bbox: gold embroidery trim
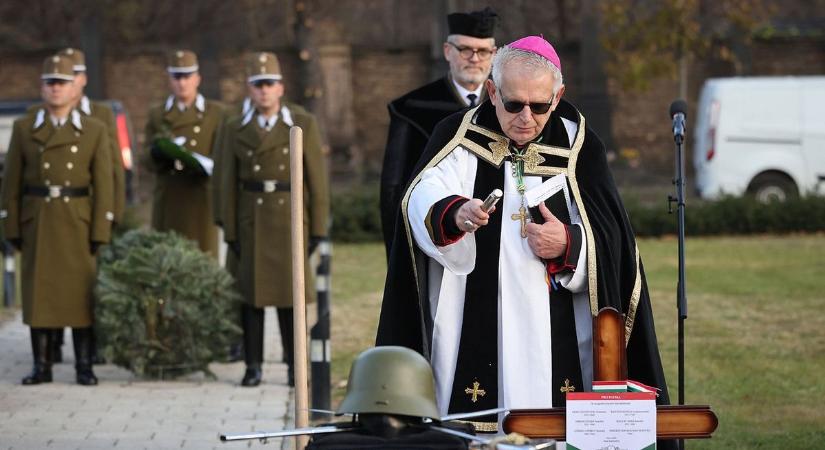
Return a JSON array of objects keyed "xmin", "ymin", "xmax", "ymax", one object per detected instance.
[
  {"xmin": 400, "ymin": 109, "xmax": 476, "ymax": 294},
  {"xmin": 625, "ymin": 243, "xmax": 642, "ymax": 346},
  {"xmin": 453, "ymin": 419, "xmax": 499, "ymax": 433},
  {"xmin": 564, "ymin": 114, "xmax": 599, "ymax": 316}
]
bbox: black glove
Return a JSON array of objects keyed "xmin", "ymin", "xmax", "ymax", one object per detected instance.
[
  {"xmin": 90, "ymin": 241, "xmax": 101, "ymax": 255},
  {"xmin": 228, "ymin": 241, "xmax": 241, "ymax": 256},
  {"xmin": 7, "ymin": 238, "xmax": 22, "ymax": 251},
  {"xmin": 308, "ymin": 236, "xmax": 324, "ymax": 255},
  {"xmin": 150, "ymin": 143, "xmax": 174, "ymax": 171}
]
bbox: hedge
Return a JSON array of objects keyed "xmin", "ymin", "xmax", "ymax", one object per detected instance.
[{"xmin": 330, "ymin": 185, "xmax": 825, "ymax": 242}]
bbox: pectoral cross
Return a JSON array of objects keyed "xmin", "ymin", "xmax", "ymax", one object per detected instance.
[
  {"xmin": 560, "ymin": 378, "xmax": 576, "ymax": 394},
  {"xmin": 511, "ymin": 206, "xmax": 529, "ymax": 238},
  {"xmin": 464, "ymin": 381, "xmax": 486, "ymax": 403}
]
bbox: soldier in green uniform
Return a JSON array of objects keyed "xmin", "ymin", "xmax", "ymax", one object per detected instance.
[
  {"xmin": 145, "ymin": 49, "xmax": 223, "ymax": 257},
  {"xmin": 1, "ymin": 55, "xmax": 114, "ymax": 385},
  {"xmin": 29, "ymin": 47, "xmax": 128, "ymax": 364},
  {"xmin": 218, "ymin": 52, "xmax": 330, "ymax": 387}
]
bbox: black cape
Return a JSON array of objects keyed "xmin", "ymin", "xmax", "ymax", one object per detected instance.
[
  {"xmin": 380, "ymin": 76, "xmax": 485, "ymax": 257},
  {"xmin": 376, "ymin": 98, "xmax": 672, "ymax": 423}
]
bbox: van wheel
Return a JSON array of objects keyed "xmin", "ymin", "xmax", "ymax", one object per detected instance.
[{"xmin": 747, "ymin": 173, "xmax": 798, "ymax": 203}]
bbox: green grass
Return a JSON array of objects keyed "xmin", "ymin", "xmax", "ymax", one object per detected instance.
[{"xmin": 329, "ymin": 235, "xmax": 825, "ymax": 448}]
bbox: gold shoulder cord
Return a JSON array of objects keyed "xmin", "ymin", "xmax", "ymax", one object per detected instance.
[{"xmin": 400, "ymin": 107, "xmax": 478, "ymax": 293}]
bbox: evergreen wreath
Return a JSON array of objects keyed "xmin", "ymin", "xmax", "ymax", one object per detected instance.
[{"xmin": 95, "ymin": 229, "xmax": 241, "ymax": 379}]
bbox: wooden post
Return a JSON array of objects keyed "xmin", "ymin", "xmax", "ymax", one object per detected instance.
[{"xmin": 290, "ymin": 126, "xmax": 309, "ymax": 449}]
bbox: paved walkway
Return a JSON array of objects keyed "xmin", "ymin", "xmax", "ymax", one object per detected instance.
[{"xmin": 0, "ymin": 309, "xmax": 296, "ymax": 450}]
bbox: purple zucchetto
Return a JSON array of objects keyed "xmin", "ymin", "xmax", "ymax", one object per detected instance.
[{"xmin": 507, "ymin": 36, "xmax": 561, "ymax": 71}]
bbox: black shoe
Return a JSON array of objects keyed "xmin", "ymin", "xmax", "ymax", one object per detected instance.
[
  {"xmin": 72, "ymin": 327, "xmax": 98, "ymax": 386},
  {"xmin": 241, "ymin": 365, "xmax": 262, "ymax": 387},
  {"xmin": 76, "ymin": 367, "xmax": 98, "ymax": 386},
  {"xmin": 22, "ymin": 365, "xmax": 52, "ymax": 385}
]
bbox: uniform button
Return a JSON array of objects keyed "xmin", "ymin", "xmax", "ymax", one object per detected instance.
[
  {"xmin": 193, "ymin": 125, "xmax": 201, "ymax": 134},
  {"xmin": 253, "ymin": 164, "xmax": 260, "ymax": 172},
  {"xmin": 66, "ymin": 162, "xmax": 74, "ymax": 170},
  {"xmin": 63, "ymin": 197, "xmax": 70, "ymax": 203},
  {"xmin": 189, "ymin": 139, "xmax": 197, "ymax": 147},
  {"xmin": 70, "ymin": 145, "xmax": 78, "ymax": 153},
  {"xmin": 45, "ymin": 180, "xmax": 51, "ymax": 185},
  {"xmin": 279, "ymin": 164, "xmax": 285, "ymax": 171},
  {"xmin": 278, "ymin": 198, "xmax": 285, "ymax": 205},
  {"xmin": 74, "ymin": 132, "xmax": 80, "ymax": 137},
  {"xmin": 256, "ymin": 198, "xmax": 263, "ymax": 205},
  {"xmin": 38, "ymin": 146, "xmax": 44, "ymax": 153},
  {"xmin": 45, "ymin": 197, "xmax": 51, "ymax": 203},
  {"xmin": 43, "ymin": 162, "xmax": 50, "ymax": 169},
  {"xmin": 282, "ymin": 147, "xmax": 288, "ymax": 154},
  {"xmin": 247, "ymin": 150, "xmax": 253, "ymax": 157},
  {"xmin": 64, "ymin": 181, "xmax": 71, "ymax": 186}
]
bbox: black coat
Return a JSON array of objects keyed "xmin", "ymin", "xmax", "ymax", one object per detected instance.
[
  {"xmin": 376, "ymin": 98, "xmax": 672, "ymax": 414},
  {"xmin": 380, "ymin": 76, "xmax": 476, "ymax": 257}
]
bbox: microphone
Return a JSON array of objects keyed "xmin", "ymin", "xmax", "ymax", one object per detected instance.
[{"xmin": 669, "ymin": 99, "xmax": 687, "ymax": 144}]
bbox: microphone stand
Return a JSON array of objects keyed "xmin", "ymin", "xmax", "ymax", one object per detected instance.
[{"xmin": 667, "ymin": 114, "xmax": 688, "ymax": 450}]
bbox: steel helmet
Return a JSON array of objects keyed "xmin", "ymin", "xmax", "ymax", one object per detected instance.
[{"xmin": 337, "ymin": 346, "xmax": 440, "ymax": 419}]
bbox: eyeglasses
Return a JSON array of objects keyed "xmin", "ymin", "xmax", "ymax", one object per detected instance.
[
  {"xmin": 447, "ymin": 42, "xmax": 495, "ymax": 60},
  {"xmin": 498, "ymin": 90, "xmax": 555, "ymax": 115},
  {"xmin": 251, "ymin": 79, "xmax": 278, "ymax": 88}
]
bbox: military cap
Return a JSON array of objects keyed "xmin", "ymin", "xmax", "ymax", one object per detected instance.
[
  {"xmin": 246, "ymin": 51, "xmax": 282, "ymax": 83},
  {"xmin": 447, "ymin": 7, "xmax": 498, "ymax": 38},
  {"xmin": 167, "ymin": 49, "xmax": 199, "ymax": 74},
  {"xmin": 58, "ymin": 47, "xmax": 86, "ymax": 72},
  {"xmin": 41, "ymin": 54, "xmax": 75, "ymax": 81}
]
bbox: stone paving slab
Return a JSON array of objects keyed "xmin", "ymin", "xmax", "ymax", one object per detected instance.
[{"xmin": 0, "ymin": 309, "xmax": 297, "ymax": 450}]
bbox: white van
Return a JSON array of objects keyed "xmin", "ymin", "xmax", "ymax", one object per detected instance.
[{"xmin": 693, "ymin": 76, "xmax": 825, "ymax": 201}]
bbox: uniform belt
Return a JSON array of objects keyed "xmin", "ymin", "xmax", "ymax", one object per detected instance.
[
  {"xmin": 23, "ymin": 185, "xmax": 90, "ymax": 198},
  {"xmin": 241, "ymin": 180, "xmax": 290, "ymax": 193}
]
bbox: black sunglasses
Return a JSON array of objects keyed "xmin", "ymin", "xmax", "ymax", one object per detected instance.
[
  {"xmin": 499, "ymin": 90, "xmax": 555, "ymax": 115},
  {"xmin": 251, "ymin": 79, "xmax": 278, "ymax": 88}
]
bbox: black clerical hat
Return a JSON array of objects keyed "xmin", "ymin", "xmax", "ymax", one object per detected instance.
[{"xmin": 447, "ymin": 7, "xmax": 498, "ymax": 38}]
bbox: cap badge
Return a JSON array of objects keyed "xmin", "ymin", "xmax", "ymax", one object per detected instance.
[
  {"xmin": 176, "ymin": 50, "xmax": 184, "ymax": 58},
  {"xmin": 259, "ymin": 54, "xmax": 267, "ymax": 63},
  {"xmin": 52, "ymin": 55, "xmax": 60, "ymax": 63}
]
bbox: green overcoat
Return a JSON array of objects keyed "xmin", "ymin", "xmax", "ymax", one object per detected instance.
[
  {"xmin": 219, "ymin": 104, "xmax": 329, "ymax": 307},
  {"xmin": 145, "ymin": 94, "xmax": 223, "ymax": 257},
  {"xmin": 27, "ymin": 98, "xmax": 126, "ymax": 222},
  {"xmin": 1, "ymin": 109, "xmax": 114, "ymax": 327}
]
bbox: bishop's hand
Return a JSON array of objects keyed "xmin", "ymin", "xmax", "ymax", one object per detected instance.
[
  {"xmin": 526, "ymin": 202, "xmax": 567, "ymax": 259},
  {"xmin": 455, "ymin": 198, "xmax": 495, "ymax": 233}
]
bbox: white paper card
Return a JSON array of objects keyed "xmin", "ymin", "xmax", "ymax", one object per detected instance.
[{"xmin": 566, "ymin": 392, "xmax": 657, "ymax": 450}]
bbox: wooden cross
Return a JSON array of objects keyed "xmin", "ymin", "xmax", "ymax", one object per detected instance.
[
  {"xmin": 464, "ymin": 381, "xmax": 486, "ymax": 403},
  {"xmin": 511, "ymin": 206, "xmax": 529, "ymax": 238},
  {"xmin": 503, "ymin": 307, "xmax": 719, "ymax": 440}
]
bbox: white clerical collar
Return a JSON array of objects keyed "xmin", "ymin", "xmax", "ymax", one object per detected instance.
[
  {"xmin": 165, "ymin": 93, "xmax": 205, "ymax": 112},
  {"xmin": 451, "ymin": 78, "xmax": 483, "ymax": 106},
  {"xmin": 79, "ymin": 95, "xmax": 92, "ymax": 115}
]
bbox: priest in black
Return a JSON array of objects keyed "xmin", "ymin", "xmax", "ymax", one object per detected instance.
[
  {"xmin": 379, "ymin": 7, "xmax": 498, "ymax": 257},
  {"xmin": 376, "ymin": 36, "xmax": 673, "ymax": 445}
]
